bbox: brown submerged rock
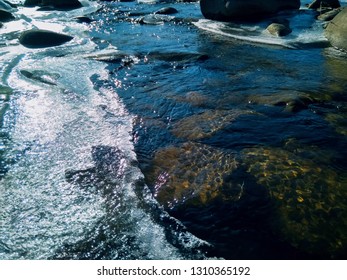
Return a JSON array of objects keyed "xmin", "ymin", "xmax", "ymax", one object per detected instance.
[
  {"xmin": 147, "ymin": 142, "xmax": 240, "ymax": 210},
  {"xmin": 242, "ymin": 143, "xmax": 347, "ymax": 257},
  {"xmin": 171, "ymin": 109, "xmax": 257, "ymax": 140}
]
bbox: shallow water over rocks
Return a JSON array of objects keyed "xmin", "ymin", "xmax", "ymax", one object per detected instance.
[{"xmin": 1, "ymin": 0, "xmax": 347, "ymax": 260}]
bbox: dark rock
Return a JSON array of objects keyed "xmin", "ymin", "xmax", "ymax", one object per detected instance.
[
  {"xmin": 24, "ymin": 0, "xmax": 82, "ymax": 10},
  {"xmin": 19, "ymin": 29, "xmax": 73, "ymax": 49},
  {"xmin": 325, "ymin": 7, "xmax": 347, "ymax": 52},
  {"xmin": 308, "ymin": 0, "xmax": 341, "ymax": 9},
  {"xmin": 74, "ymin": 16, "xmax": 93, "ymax": 24},
  {"xmin": 200, "ymin": 0, "xmax": 301, "ymax": 22},
  {"xmin": 0, "ymin": 9, "xmax": 14, "ymax": 22},
  {"xmin": 155, "ymin": 7, "xmax": 178, "ymax": 15},
  {"xmin": 137, "ymin": 14, "xmax": 171, "ymax": 25}
]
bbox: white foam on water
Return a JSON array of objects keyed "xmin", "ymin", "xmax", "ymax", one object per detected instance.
[
  {"xmin": 0, "ymin": 1, "xmax": 209, "ymax": 260},
  {"xmin": 194, "ymin": 6, "xmax": 331, "ymax": 49}
]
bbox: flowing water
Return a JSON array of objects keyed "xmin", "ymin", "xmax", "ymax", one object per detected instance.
[{"xmin": 1, "ymin": 0, "xmax": 347, "ymax": 260}]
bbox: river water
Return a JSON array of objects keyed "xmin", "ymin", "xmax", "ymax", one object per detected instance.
[{"xmin": 0, "ymin": 0, "xmax": 347, "ymax": 260}]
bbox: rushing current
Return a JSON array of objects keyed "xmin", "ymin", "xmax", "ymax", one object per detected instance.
[{"xmin": 1, "ymin": 0, "xmax": 347, "ymax": 260}]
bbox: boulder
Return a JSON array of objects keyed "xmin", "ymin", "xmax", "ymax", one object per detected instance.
[
  {"xmin": 24, "ymin": 0, "xmax": 82, "ymax": 10},
  {"xmin": 266, "ymin": 22, "xmax": 292, "ymax": 37},
  {"xmin": 325, "ymin": 8, "xmax": 347, "ymax": 52},
  {"xmin": 19, "ymin": 29, "xmax": 73, "ymax": 48},
  {"xmin": 200, "ymin": 0, "xmax": 301, "ymax": 22}
]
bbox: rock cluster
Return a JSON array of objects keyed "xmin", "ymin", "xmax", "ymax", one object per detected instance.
[{"xmin": 200, "ymin": 0, "xmax": 300, "ymax": 21}]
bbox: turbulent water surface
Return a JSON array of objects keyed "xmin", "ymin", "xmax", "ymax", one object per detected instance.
[{"xmin": 1, "ymin": 0, "xmax": 347, "ymax": 260}]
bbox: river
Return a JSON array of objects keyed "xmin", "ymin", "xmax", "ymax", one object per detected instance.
[{"xmin": 1, "ymin": 0, "xmax": 347, "ymax": 259}]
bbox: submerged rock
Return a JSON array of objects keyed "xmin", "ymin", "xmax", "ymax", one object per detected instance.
[
  {"xmin": 325, "ymin": 8, "xmax": 347, "ymax": 52},
  {"xmin": 147, "ymin": 142, "xmax": 239, "ymax": 210},
  {"xmin": 242, "ymin": 143, "xmax": 347, "ymax": 258},
  {"xmin": 247, "ymin": 91, "xmax": 315, "ymax": 112},
  {"xmin": 19, "ymin": 29, "xmax": 73, "ymax": 48},
  {"xmin": 171, "ymin": 109, "xmax": 256, "ymax": 141},
  {"xmin": 200, "ymin": 0, "xmax": 300, "ymax": 22}
]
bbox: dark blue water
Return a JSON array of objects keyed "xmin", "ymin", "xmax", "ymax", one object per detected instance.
[{"xmin": 1, "ymin": 0, "xmax": 347, "ymax": 260}]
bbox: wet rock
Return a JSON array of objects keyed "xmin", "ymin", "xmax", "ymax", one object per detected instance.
[
  {"xmin": 308, "ymin": 0, "xmax": 341, "ymax": 9},
  {"xmin": 325, "ymin": 112, "xmax": 347, "ymax": 136},
  {"xmin": 146, "ymin": 142, "xmax": 240, "ymax": 210},
  {"xmin": 74, "ymin": 16, "xmax": 93, "ymax": 24},
  {"xmin": 0, "ymin": 9, "xmax": 14, "ymax": 22},
  {"xmin": 200, "ymin": 0, "xmax": 300, "ymax": 22},
  {"xmin": 317, "ymin": 8, "xmax": 342, "ymax": 21},
  {"xmin": 24, "ymin": 0, "xmax": 82, "ymax": 10},
  {"xmin": 20, "ymin": 69, "xmax": 60, "ymax": 85},
  {"xmin": 137, "ymin": 14, "xmax": 173, "ymax": 25},
  {"xmin": 247, "ymin": 91, "xmax": 315, "ymax": 112},
  {"xmin": 171, "ymin": 109, "xmax": 257, "ymax": 141},
  {"xmin": 325, "ymin": 8, "xmax": 347, "ymax": 52},
  {"xmin": 146, "ymin": 51, "xmax": 209, "ymax": 63},
  {"xmin": 266, "ymin": 22, "xmax": 292, "ymax": 37},
  {"xmin": 19, "ymin": 29, "xmax": 73, "ymax": 48},
  {"xmin": 0, "ymin": 0, "xmax": 15, "ymax": 12},
  {"xmin": 154, "ymin": 7, "xmax": 178, "ymax": 15},
  {"xmin": 242, "ymin": 144, "xmax": 347, "ymax": 257},
  {"xmin": 171, "ymin": 91, "xmax": 208, "ymax": 107}
]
